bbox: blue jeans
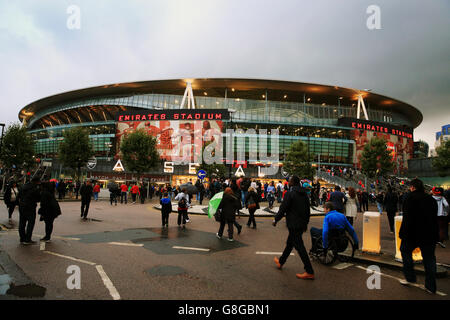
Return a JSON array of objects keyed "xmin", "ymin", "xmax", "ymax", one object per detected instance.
[
  {"xmin": 241, "ymin": 191, "xmax": 248, "ymax": 207},
  {"xmin": 400, "ymin": 241, "xmax": 437, "ymax": 293},
  {"xmin": 376, "ymin": 202, "xmax": 383, "ymax": 214},
  {"xmin": 94, "ymin": 192, "xmax": 99, "ymax": 201}
]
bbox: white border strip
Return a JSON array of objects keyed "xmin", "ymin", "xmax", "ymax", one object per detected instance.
[
  {"xmin": 356, "ymin": 265, "xmax": 447, "ymax": 296},
  {"xmin": 44, "ymin": 251, "xmax": 97, "ymax": 266},
  {"xmin": 96, "ymin": 265, "xmax": 121, "ymax": 300},
  {"xmin": 108, "ymin": 242, "xmax": 144, "ymax": 247},
  {"xmin": 256, "ymin": 252, "xmax": 294, "ymax": 256},
  {"xmin": 172, "ymin": 246, "xmax": 210, "ymax": 252}
]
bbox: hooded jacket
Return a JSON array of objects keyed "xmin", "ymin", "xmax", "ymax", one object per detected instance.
[
  {"xmin": 18, "ymin": 182, "xmax": 41, "ymax": 212},
  {"xmin": 274, "ymin": 185, "xmax": 311, "ymax": 231},
  {"xmin": 217, "ymin": 193, "xmax": 242, "ymax": 221}
]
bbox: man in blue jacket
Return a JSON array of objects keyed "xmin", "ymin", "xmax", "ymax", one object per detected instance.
[
  {"xmin": 310, "ymin": 202, "xmax": 359, "ymax": 253},
  {"xmin": 329, "ymin": 186, "xmax": 346, "ymax": 214}
]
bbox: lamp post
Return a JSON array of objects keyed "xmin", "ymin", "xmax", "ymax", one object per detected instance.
[{"xmin": 227, "ymin": 108, "xmax": 236, "ymax": 178}]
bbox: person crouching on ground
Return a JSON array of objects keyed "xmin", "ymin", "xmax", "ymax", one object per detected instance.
[
  {"xmin": 38, "ymin": 182, "xmax": 61, "ymax": 242},
  {"xmin": 216, "ymin": 187, "xmax": 241, "ymax": 242},
  {"xmin": 160, "ymin": 193, "xmax": 172, "ymax": 228}
]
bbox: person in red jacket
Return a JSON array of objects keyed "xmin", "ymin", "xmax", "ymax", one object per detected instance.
[
  {"xmin": 131, "ymin": 183, "xmax": 140, "ymax": 204},
  {"xmin": 93, "ymin": 183, "xmax": 101, "ymax": 201},
  {"xmin": 120, "ymin": 183, "xmax": 128, "ymax": 204}
]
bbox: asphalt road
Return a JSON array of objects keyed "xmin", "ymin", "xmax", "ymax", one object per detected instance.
[{"xmin": 0, "ymin": 199, "xmax": 449, "ymax": 300}]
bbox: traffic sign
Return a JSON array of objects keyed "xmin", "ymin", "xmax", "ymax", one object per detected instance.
[{"xmin": 197, "ymin": 169, "xmax": 206, "ymax": 180}]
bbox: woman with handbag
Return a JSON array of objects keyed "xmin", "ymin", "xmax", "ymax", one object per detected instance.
[
  {"xmin": 39, "ymin": 182, "xmax": 62, "ymax": 242},
  {"xmin": 245, "ymin": 187, "xmax": 260, "ymax": 229}
]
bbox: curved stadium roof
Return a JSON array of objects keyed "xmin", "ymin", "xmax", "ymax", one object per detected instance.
[{"xmin": 19, "ymin": 78, "xmax": 423, "ymax": 128}]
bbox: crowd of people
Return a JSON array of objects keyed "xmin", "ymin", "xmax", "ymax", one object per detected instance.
[{"xmin": 3, "ymin": 172, "xmax": 449, "ymax": 294}]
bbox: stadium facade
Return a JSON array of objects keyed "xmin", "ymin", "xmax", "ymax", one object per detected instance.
[{"xmin": 18, "ymin": 78, "xmax": 422, "ymax": 185}]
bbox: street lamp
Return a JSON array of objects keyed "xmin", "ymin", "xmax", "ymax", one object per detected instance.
[{"xmin": 228, "ymin": 108, "xmax": 236, "ymax": 178}]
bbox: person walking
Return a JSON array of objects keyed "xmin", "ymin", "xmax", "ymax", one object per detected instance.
[
  {"xmin": 139, "ymin": 183, "xmax": 147, "ymax": 204},
  {"xmin": 131, "ymin": 183, "xmax": 140, "ymax": 204},
  {"xmin": 17, "ymin": 176, "xmax": 41, "ymax": 245},
  {"xmin": 216, "ymin": 187, "xmax": 241, "ymax": 241},
  {"xmin": 74, "ymin": 181, "xmax": 81, "ymax": 200},
  {"xmin": 80, "ymin": 180, "xmax": 93, "ymax": 220},
  {"xmin": 120, "ymin": 182, "xmax": 128, "ymax": 204},
  {"xmin": 399, "ymin": 178, "xmax": 439, "ymax": 294},
  {"xmin": 376, "ymin": 191, "xmax": 384, "ymax": 214},
  {"xmin": 57, "ymin": 180, "xmax": 65, "ymax": 200},
  {"xmin": 432, "ymin": 187, "xmax": 449, "ymax": 248},
  {"xmin": 4, "ymin": 181, "xmax": 19, "ymax": 223},
  {"xmin": 266, "ymin": 181, "xmax": 276, "ymax": 209},
  {"xmin": 245, "ymin": 186, "xmax": 259, "ymax": 229},
  {"xmin": 160, "ymin": 193, "xmax": 172, "ymax": 227},
  {"xmin": 108, "ymin": 181, "xmax": 119, "ymax": 206},
  {"xmin": 272, "ymin": 176, "xmax": 314, "ymax": 280},
  {"xmin": 361, "ymin": 190, "xmax": 369, "ymax": 212},
  {"xmin": 175, "ymin": 188, "xmax": 189, "ymax": 229},
  {"xmin": 345, "ymin": 187, "xmax": 358, "ymax": 226},
  {"xmin": 38, "ymin": 182, "xmax": 61, "ymax": 242},
  {"xmin": 384, "ymin": 187, "xmax": 399, "ymax": 233},
  {"xmin": 93, "ymin": 183, "xmax": 101, "ymax": 201},
  {"xmin": 329, "ymin": 185, "xmax": 346, "ymax": 214}
]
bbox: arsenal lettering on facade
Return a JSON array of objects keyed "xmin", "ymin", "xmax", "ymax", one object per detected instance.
[
  {"xmin": 338, "ymin": 117, "xmax": 413, "ymax": 139},
  {"xmin": 116, "ymin": 109, "xmax": 230, "ymax": 122}
]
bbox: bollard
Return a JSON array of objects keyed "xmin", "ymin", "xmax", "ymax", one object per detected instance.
[
  {"xmin": 394, "ymin": 215, "xmax": 422, "ymax": 262},
  {"xmin": 362, "ymin": 212, "xmax": 381, "ymax": 254}
]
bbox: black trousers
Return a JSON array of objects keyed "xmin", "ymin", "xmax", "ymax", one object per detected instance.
[
  {"xmin": 44, "ymin": 218, "xmax": 55, "ymax": 239},
  {"xmin": 346, "ymin": 216, "xmax": 354, "ymax": 226},
  {"xmin": 247, "ymin": 207, "xmax": 257, "ymax": 227},
  {"xmin": 132, "ymin": 194, "xmax": 137, "ymax": 203},
  {"xmin": 177, "ymin": 210, "xmax": 188, "ymax": 225},
  {"xmin": 218, "ymin": 219, "xmax": 234, "ymax": 239},
  {"xmin": 362, "ymin": 200, "xmax": 369, "ymax": 211},
  {"xmin": 401, "ymin": 241, "xmax": 436, "ymax": 293},
  {"xmin": 18, "ymin": 209, "xmax": 36, "ymax": 242},
  {"xmin": 81, "ymin": 199, "xmax": 91, "ymax": 218},
  {"xmin": 140, "ymin": 196, "xmax": 146, "ymax": 204},
  {"xmin": 386, "ymin": 210, "xmax": 396, "ymax": 232},
  {"xmin": 110, "ymin": 193, "xmax": 117, "ymax": 205},
  {"xmin": 279, "ymin": 229, "xmax": 314, "ymax": 274},
  {"xmin": 8, "ymin": 202, "xmax": 17, "ymax": 219},
  {"xmin": 162, "ymin": 212, "xmax": 169, "ymax": 226}
]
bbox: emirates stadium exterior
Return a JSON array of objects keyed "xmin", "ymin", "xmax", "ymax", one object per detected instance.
[{"xmin": 18, "ymin": 78, "xmax": 422, "ymax": 185}]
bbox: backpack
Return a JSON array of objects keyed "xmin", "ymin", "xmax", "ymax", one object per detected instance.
[{"xmin": 178, "ymin": 197, "xmax": 188, "ymax": 210}]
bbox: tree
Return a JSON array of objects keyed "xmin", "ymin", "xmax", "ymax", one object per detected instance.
[
  {"xmin": 360, "ymin": 137, "xmax": 394, "ymax": 179},
  {"xmin": 0, "ymin": 123, "xmax": 36, "ymax": 176},
  {"xmin": 282, "ymin": 139, "xmax": 314, "ymax": 179},
  {"xmin": 120, "ymin": 129, "xmax": 159, "ymax": 179},
  {"xmin": 414, "ymin": 140, "xmax": 429, "ymax": 158},
  {"xmin": 432, "ymin": 140, "xmax": 450, "ymax": 176},
  {"xmin": 58, "ymin": 127, "xmax": 94, "ymax": 181}
]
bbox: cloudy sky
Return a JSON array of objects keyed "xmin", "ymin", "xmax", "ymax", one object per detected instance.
[{"xmin": 0, "ymin": 0, "xmax": 449, "ymax": 148}]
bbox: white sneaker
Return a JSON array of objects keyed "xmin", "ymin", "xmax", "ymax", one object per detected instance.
[
  {"xmin": 216, "ymin": 233, "xmax": 222, "ymax": 239},
  {"xmin": 399, "ymin": 279, "xmax": 415, "ymax": 286},
  {"xmin": 227, "ymin": 238, "xmax": 234, "ymax": 242},
  {"xmin": 437, "ymin": 242, "xmax": 446, "ymax": 248},
  {"xmin": 186, "ymin": 219, "xmax": 190, "ymax": 223}
]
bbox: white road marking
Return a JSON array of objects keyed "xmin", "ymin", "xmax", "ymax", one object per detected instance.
[
  {"xmin": 172, "ymin": 246, "xmax": 210, "ymax": 252},
  {"xmin": 108, "ymin": 242, "xmax": 144, "ymax": 247},
  {"xmin": 256, "ymin": 252, "xmax": 294, "ymax": 256},
  {"xmin": 34, "ymin": 234, "xmax": 80, "ymax": 241},
  {"xmin": 95, "ymin": 265, "xmax": 121, "ymax": 300},
  {"xmin": 40, "ymin": 242, "xmax": 45, "ymax": 251},
  {"xmin": 44, "ymin": 251, "xmax": 97, "ymax": 266},
  {"xmin": 356, "ymin": 265, "xmax": 447, "ymax": 296},
  {"xmin": 333, "ymin": 263, "xmax": 353, "ymax": 270}
]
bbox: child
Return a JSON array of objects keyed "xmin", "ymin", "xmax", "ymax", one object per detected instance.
[{"xmin": 160, "ymin": 193, "xmax": 172, "ymax": 228}]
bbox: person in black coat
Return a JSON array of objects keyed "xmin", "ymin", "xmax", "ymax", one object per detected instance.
[
  {"xmin": 245, "ymin": 187, "xmax": 260, "ymax": 229},
  {"xmin": 383, "ymin": 187, "xmax": 399, "ymax": 233},
  {"xmin": 4, "ymin": 181, "xmax": 19, "ymax": 222},
  {"xmin": 216, "ymin": 187, "xmax": 242, "ymax": 241},
  {"xmin": 80, "ymin": 180, "xmax": 93, "ymax": 220},
  {"xmin": 329, "ymin": 186, "xmax": 346, "ymax": 213},
  {"xmin": 39, "ymin": 182, "xmax": 61, "ymax": 242},
  {"xmin": 57, "ymin": 180, "xmax": 66, "ymax": 200},
  {"xmin": 399, "ymin": 178, "xmax": 439, "ymax": 293},
  {"xmin": 273, "ymin": 176, "xmax": 314, "ymax": 280},
  {"xmin": 17, "ymin": 176, "xmax": 41, "ymax": 244}
]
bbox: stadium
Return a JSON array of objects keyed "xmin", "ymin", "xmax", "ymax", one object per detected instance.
[{"xmin": 18, "ymin": 78, "xmax": 422, "ymax": 185}]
